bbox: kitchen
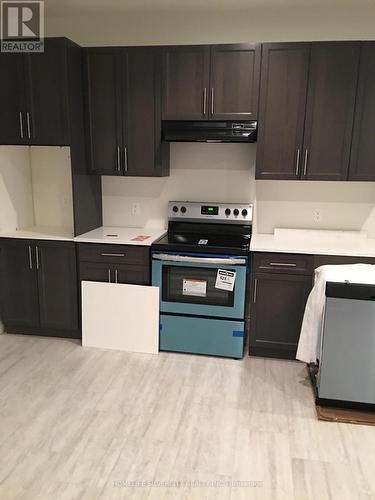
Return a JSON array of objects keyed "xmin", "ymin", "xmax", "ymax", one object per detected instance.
[{"xmin": 0, "ymin": 1, "xmax": 375, "ymax": 499}]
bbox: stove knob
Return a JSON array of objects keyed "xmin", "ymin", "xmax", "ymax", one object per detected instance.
[
  {"xmin": 225, "ymin": 208, "xmax": 231, "ymax": 216},
  {"xmin": 242, "ymin": 209, "xmax": 248, "ymax": 217},
  {"xmin": 180, "ymin": 206, "xmax": 187, "ymax": 214},
  {"xmin": 233, "ymin": 208, "xmax": 239, "ymax": 216},
  {"xmin": 172, "ymin": 205, "xmax": 179, "ymax": 213}
]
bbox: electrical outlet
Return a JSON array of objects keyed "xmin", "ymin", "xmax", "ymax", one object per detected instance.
[
  {"xmin": 313, "ymin": 209, "xmax": 322, "ymax": 223},
  {"xmin": 132, "ymin": 202, "xmax": 141, "ymax": 216}
]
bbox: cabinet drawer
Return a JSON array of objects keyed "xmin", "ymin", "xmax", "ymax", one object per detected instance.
[
  {"xmin": 253, "ymin": 252, "xmax": 314, "ymax": 275},
  {"xmin": 78, "ymin": 243, "xmax": 149, "ymax": 265}
]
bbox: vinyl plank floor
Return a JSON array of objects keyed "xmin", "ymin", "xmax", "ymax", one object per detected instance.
[{"xmin": 0, "ymin": 333, "xmax": 374, "ymax": 500}]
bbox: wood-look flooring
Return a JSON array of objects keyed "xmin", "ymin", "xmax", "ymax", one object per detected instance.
[{"xmin": 0, "ymin": 333, "xmax": 374, "ymax": 499}]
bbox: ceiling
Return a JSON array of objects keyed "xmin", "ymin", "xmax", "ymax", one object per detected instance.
[{"xmin": 46, "ymin": 0, "xmax": 375, "ymax": 16}]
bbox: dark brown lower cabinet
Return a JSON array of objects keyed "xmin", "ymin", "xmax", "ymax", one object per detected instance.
[
  {"xmin": 78, "ymin": 243, "xmax": 150, "ymax": 286},
  {"xmin": 250, "ymin": 272, "xmax": 312, "ymax": 359},
  {"xmin": 0, "ymin": 238, "xmax": 79, "ymax": 338}
]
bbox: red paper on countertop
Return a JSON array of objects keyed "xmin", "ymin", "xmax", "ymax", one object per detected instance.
[{"xmin": 131, "ymin": 235, "xmax": 151, "ymax": 241}]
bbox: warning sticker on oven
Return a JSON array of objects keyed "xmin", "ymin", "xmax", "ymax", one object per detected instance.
[
  {"xmin": 215, "ymin": 269, "xmax": 236, "ymax": 291},
  {"xmin": 183, "ymin": 279, "xmax": 207, "ymax": 297}
]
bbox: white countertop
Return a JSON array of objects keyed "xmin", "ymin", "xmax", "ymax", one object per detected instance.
[
  {"xmin": 74, "ymin": 226, "xmax": 166, "ymax": 246},
  {"xmin": 250, "ymin": 228, "xmax": 375, "ymax": 258},
  {"xmin": 0, "ymin": 225, "xmax": 166, "ymax": 246},
  {"xmin": 0, "ymin": 226, "xmax": 74, "ymax": 241}
]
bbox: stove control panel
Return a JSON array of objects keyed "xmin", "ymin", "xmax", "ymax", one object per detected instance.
[{"xmin": 169, "ymin": 202, "xmax": 253, "ymax": 224}]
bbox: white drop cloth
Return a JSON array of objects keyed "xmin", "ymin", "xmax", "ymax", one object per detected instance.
[{"xmin": 296, "ymin": 264, "xmax": 375, "ymax": 363}]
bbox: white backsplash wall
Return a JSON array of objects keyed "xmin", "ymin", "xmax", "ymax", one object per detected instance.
[
  {"xmin": 30, "ymin": 147, "xmax": 74, "ymax": 232},
  {"xmin": 102, "ymin": 143, "xmax": 256, "ymax": 229},
  {"xmin": 255, "ymin": 181, "xmax": 375, "ymax": 237},
  {"xmin": 0, "ymin": 146, "xmax": 34, "ymax": 233}
]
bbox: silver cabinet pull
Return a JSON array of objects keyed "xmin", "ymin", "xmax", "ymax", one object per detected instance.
[
  {"xmin": 115, "ymin": 269, "xmax": 118, "ymax": 284},
  {"xmin": 108, "ymin": 269, "xmax": 111, "ymax": 283},
  {"xmin": 253, "ymin": 279, "xmax": 258, "ymax": 303},
  {"xmin": 295, "ymin": 148, "xmax": 300, "ymax": 176},
  {"xmin": 101, "ymin": 253, "xmax": 125, "ymax": 257},
  {"xmin": 124, "ymin": 146, "xmax": 128, "ymax": 173},
  {"xmin": 303, "ymin": 149, "xmax": 309, "ymax": 176},
  {"xmin": 28, "ymin": 246, "xmax": 33, "ymax": 269},
  {"xmin": 26, "ymin": 112, "xmax": 31, "ymax": 139},
  {"xmin": 203, "ymin": 88, "xmax": 207, "ymax": 116},
  {"xmin": 210, "ymin": 88, "xmax": 214, "ymax": 116},
  {"xmin": 269, "ymin": 262, "xmax": 297, "ymax": 267},
  {"xmin": 19, "ymin": 112, "xmax": 24, "ymax": 139},
  {"xmin": 35, "ymin": 246, "xmax": 39, "ymax": 270},
  {"xmin": 116, "ymin": 146, "xmax": 121, "ymax": 172}
]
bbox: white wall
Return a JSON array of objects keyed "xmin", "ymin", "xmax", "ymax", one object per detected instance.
[
  {"xmin": 0, "ymin": 146, "xmax": 34, "ymax": 233},
  {"xmin": 46, "ymin": 5, "xmax": 375, "ymax": 45},
  {"xmin": 30, "ymin": 147, "xmax": 74, "ymax": 231},
  {"xmin": 102, "ymin": 143, "xmax": 255, "ymax": 229},
  {"xmin": 46, "ymin": 5, "xmax": 375, "ymax": 235},
  {"xmin": 0, "ymin": 146, "xmax": 74, "ymax": 234}
]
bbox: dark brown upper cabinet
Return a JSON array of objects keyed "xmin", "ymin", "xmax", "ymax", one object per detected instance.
[
  {"xmin": 210, "ymin": 44, "xmax": 260, "ymax": 120},
  {"xmin": 162, "ymin": 46, "xmax": 210, "ymax": 120},
  {"xmin": 302, "ymin": 42, "xmax": 360, "ymax": 181},
  {"xmin": 256, "ymin": 41, "xmax": 360, "ymax": 181},
  {"xmin": 349, "ymin": 42, "xmax": 375, "ymax": 181},
  {"xmin": 0, "ymin": 38, "xmax": 78, "ymax": 146},
  {"xmin": 256, "ymin": 43, "xmax": 310, "ymax": 180},
  {"xmin": 162, "ymin": 44, "xmax": 260, "ymax": 120},
  {"xmin": 84, "ymin": 47, "xmax": 169, "ymax": 177}
]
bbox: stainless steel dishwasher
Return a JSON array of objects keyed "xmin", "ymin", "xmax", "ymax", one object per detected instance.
[{"xmin": 317, "ymin": 282, "xmax": 375, "ymax": 409}]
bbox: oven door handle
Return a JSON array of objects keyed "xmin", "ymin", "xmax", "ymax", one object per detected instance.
[{"xmin": 152, "ymin": 253, "xmax": 247, "ymax": 265}]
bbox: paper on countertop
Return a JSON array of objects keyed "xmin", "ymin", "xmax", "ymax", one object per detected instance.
[
  {"xmin": 296, "ymin": 264, "xmax": 375, "ymax": 364},
  {"xmin": 131, "ymin": 235, "xmax": 151, "ymax": 241}
]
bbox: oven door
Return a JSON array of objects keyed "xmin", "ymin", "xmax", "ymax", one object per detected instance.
[{"xmin": 152, "ymin": 253, "xmax": 248, "ymax": 319}]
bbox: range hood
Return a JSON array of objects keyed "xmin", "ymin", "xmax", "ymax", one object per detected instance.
[{"xmin": 162, "ymin": 120, "xmax": 257, "ymax": 143}]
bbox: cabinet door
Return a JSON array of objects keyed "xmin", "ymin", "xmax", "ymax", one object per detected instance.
[
  {"xmin": 0, "ymin": 239, "xmax": 39, "ymax": 328},
  {"xmin": 79, "ymin": 261, "xmax": 111, "ymax": 283},
  {"xmin": 302, "ymin": 42, "xmax": 360, "ymax": 180},
  {"xmin": 250, "ymin": 273, "xmax": 312, "ymax": 359},
  {"xmin": 349, "ymin": 42, "xmax": 375, "ymax": 181},
  {"xmin": 124, "ymin": 48, "xmax": 168, "ymax": 177},
  {"xmin": 162, "ymin": 46, "xmax": 210, "ymax": 120},
  {"xmin": 26, "ymin": 38, "xmax": 69, "ymax": 145},
  {"xmin": 85, "ymin": 48, "xmax": 123, "ymax": 175},
  {"xmin": 256, "ymin": 43, "xmax": 310, "ymax": 180},
  {"xmin": 37, "ymin": 241, "xmax": 78, "ymax": 332},
  {"xmin": 209, "ymin": 44, "xmax": 261, "ymax": 120},
  {"xmin": 114, "ymin": 264, "xmax": 150, "ymax": 285},
  {"xmin": 0, "ymin": 54, "xmax": 27, "ymax": 145}
]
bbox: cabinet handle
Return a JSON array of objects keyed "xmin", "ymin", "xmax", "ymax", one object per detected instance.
[
  {"xmin": 115, "ymin": 269, "xmax": 118, "ymax": 284},
  {"xmin": 35, "ymin": 246, "xmax": 39, "ymax": 270},
  {"xmin": 269, "ymin": 262, "xmax": 297, "ymax": 267},
  {"xmin": 203, "ymin": 88, "xmax": 207, "ymax": 116},
  {"xmin": 210, "ymin": 88, "xmax": 214, "ymax": 116},
  {"xmin": 26, "ymin": 112, "xmax": 31, "ymax": 139},
  {"xmin": 253, "ymin": 279, "xmax": 258, "ymax": 303},
  {"xmin": 303, "ymin": 149, "xmax": 309, "ymax": 176},
  {"xmin": 28, "ymin": 245, "xmax": 33, "ymax": 269},
  {"xmin": 295, "ymin": 148, "xmax": 300, "ymax": 176},
  {"xmin": 19, "ymin": 112, "xmax": 24, "ymax": 139},
  {"xmin": 124, "ymin": 146, "xmax": 128, "ymax": 173},
  {"xmin": 108, "ymin": 269, "xmax": 111, "ymax": 283},
  {"xmin": 116, "ymin": 146, "xmax": 121, "ymax": 172},
  {"xmin": 101, "ymin": 253, "xmax": 125, "ymax": 257}
]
